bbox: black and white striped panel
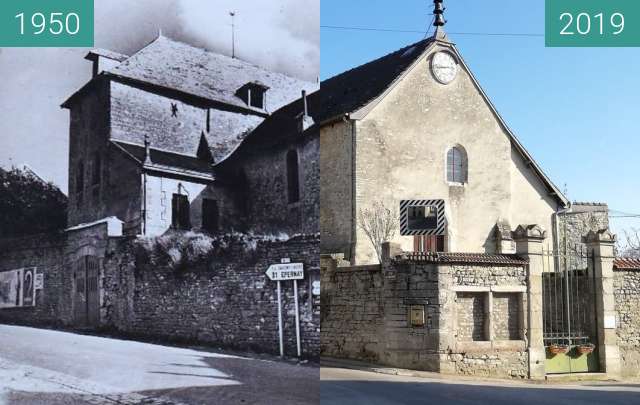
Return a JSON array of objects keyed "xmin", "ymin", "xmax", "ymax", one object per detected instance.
[{"xmin": 400, "ymin": 199, "xmax": 446, "ymax": 236}]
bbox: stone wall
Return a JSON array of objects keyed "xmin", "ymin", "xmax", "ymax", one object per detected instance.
[
  {"xmin": 320, "ymin": 250, "xmax": 529, "ymax": 378},
  {"xmin": 614, "ymin": 268, "xmax": 640, "ymax": 378},
  {"xmin": 558, "ymin": 203, "xmax": 609, "ymax": 254},
  {"xmin": 320, "ymin": 257, "xmax": 384, "ymax": 362},
  {"xmin": 0, "ymin": 233, "xmax": 67, "ymax": 326},
  {"xmin": 0, "ymin": 223, "xmax": 117, "ymax": 327},
  {"xmin": 319, "ymin": 120, "xmax": 353, "ymax": 259},
  {"xmin": 217, "ymin": 131, "xmax": 320, "ymax": 237},
  {"xmin": 103, "ymin": 234, "xmax": 321, "ymax": 358},
  {"xmin": 67, "ymin": 79, "xmax": 111, "ymax": 227}
]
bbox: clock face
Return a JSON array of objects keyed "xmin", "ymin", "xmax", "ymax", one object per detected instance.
[{"xmin": 431, "ymin": 52, "xmax": 458, "ymax": 84}]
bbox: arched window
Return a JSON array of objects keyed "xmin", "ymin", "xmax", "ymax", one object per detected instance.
[
  {"xmin": 286, "ymin": 150, "xmax": 300, "ymax": 203},
  {"xmin": 446, "ymin": 146, "xmax": 467, "ymax": 184}
]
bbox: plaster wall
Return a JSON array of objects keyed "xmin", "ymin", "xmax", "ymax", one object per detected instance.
[
  {"xmin": 320, "ymin": 120, "xmax": 353, "ymax": 256},
  {"xmin": 351, "ymin": 44, "xmax": 559, "ymax": 264}
]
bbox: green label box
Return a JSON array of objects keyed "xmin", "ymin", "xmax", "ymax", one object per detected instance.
[
  {"xmin": 546, "ymin": 0, "xmax": 640, "ymax": 47},
  {"xmin": 0, "ymin": 0, "xmax": 94, "ymax": 47}
]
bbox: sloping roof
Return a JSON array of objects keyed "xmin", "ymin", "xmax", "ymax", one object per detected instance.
[
  {"xmin": 111, "ymin": 140, "xmax": 212, "ymax": 176},
  {"xmin": 236, "ymin": 92, "xmax": 318, "ymax": 151},
  {"xmin": 215, "ymin": 90, "xmax": 319, "ymax": 169},
  {"xmin": 395, "ymin": 252, "xmax": 528, "ymax": 265},
  {"xmin": 614, "ymin": 258, "xmax": 640, "ymax": 270},
  {"xmin": 318, "ymin": 38, "xmax": 434, "ymax": 123},
  {"xmin": 106, "ymin": 35, "xmax": 316, "ymax": 113},
  {"xmin": 85, "ymin": 49, "xmax": 128, "ymax": 62},
  {"xmin": 318, "ymin": 35, "xmax": 568, "ymax": 207}
]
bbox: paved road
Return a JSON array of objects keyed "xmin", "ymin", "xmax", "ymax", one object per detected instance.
[
  {"xmin": 321, "ymin": 367, "xmax": 640, "ymax": 405},
  {"xmin": 0, "ymin": 325, "xmax": 318, "ymax": 405}
]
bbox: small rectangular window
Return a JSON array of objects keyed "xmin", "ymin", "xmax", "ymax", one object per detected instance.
[
  {"xmin": 172, "ymin": 194, "xmax": 191, "ymax": 230},
  {"xmin": 250, "ymin": 89, "xmax": 264, "ymax": 109},
  {"xmin": 202, "ymin": 199, "xmax": 219, "ymax": 232}
]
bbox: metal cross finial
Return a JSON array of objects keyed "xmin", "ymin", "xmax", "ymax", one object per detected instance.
[{"xmin": 433, "ymin": 0, "xmax": 446, "ymax": 27}]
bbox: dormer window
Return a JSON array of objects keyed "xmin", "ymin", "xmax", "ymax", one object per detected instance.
[{"xmin": 236, "ymin": 82, "xmax": 269, "ymax": 110}]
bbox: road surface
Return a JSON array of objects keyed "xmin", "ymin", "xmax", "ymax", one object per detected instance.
[
  {"xmin": 321, "ymin": 366, "xmax": 640, "ymax": 405},
  {"xmin": 0, "ymin": 324, "xmax": 318, "ymax": 404}
]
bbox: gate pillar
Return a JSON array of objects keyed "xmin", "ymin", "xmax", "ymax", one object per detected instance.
[
  {"xmin": 585, "ymin": 229, "xmax": 621, "ymax": 379},
  {"xmin": 514, "ymin": 224, "xmax": 546, "ymax": 380}
]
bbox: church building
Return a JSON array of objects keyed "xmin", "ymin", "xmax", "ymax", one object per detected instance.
[{"xmin": 320, "ymin": 11, "xmax": 569, "ymax": 265}]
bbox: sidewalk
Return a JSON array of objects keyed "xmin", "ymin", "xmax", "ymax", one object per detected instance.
[{"xmin": 321, "ymin": 357, "xmax": 639, "ymax": 386}]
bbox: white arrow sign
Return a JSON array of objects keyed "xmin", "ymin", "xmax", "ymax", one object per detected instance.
[{"xmin": 265, "ymin": 263, "xmax": 304, "ymax": 281}]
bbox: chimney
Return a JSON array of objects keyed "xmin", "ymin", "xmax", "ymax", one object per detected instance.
[
  {"xmin": 298, "ymin": 90, "xmax": 314, "ymax": 133},
  {"xmin": 144, "ymin": 135, "xmax": 152, "ymax": 165},
  {"xmin": 302, "ymin": 90, "xmax": 308, "ymax": 117}
]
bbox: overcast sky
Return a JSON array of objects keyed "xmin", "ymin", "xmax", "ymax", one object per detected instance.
[{"xmin": 0, "ymin": 0, "xmax": 319, "ymax": 193}]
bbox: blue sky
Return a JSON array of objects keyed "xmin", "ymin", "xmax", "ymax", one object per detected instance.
[{"xmin": 321, "ymin": 0, "xmax": 640, "ymax": 234}]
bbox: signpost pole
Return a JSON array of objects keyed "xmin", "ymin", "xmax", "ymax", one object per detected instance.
[
  {"xmin": 277, "ymin": 280, "xmax": 284, "ymax": 357},
  {"xmin": 293, "ymin": 279, "xmax": 301, "ymax": 357}
]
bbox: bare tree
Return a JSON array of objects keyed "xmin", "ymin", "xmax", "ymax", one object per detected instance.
[
  {"xmin": 358, "ymin": 201, "xmax": 398, "ymax": 263},
  {"xmin": 620, "ymin": 228, "xmax": 640, "ymax": 258}
]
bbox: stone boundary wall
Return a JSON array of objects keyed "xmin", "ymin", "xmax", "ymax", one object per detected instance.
[
  {"xmin": 0, "ymin": 233, "xmax": 67, "ymax": 326},
  {"xmin": 320, "ymin": 250, "xmax": 530, "ymax": 378},
  {"xmin": 320, "ymin": 259, "xmax": 384, "ymax": 361},
  {"xmin": 614, "ymin": 268, "xmax": 640, "ymax": 377},
  {"xmin": 103, "ymin": 234, "xmax": 321, "ymax": 358}
]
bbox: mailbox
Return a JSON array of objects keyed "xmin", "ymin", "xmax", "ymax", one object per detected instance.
[{"xmin": 409, "ymin": 305, "xmax": 425, "ymax": 327}]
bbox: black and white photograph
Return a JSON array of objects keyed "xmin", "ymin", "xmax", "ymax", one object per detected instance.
[{"xmin": 0, "ymin": 1, "xmax": 319, "ymax": 404}]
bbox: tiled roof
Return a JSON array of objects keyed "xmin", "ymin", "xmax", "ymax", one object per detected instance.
[
  {"xmin": 395, "ymin": 252, "xmax": 528, "ymax": 266},
  {"xmin": 614, "ymin": 258, "xmax": 640, "ymax": 270},
  {"xmin": 107, "ymin": 35, "xmax": 317, "ymax": 113},
  {"xmin": 317, "ymin": 38, "xmax": 434, "ymax": 123},
  {"xmin": 111, "ymin": 141, "xmax": 212, "ymax": 176}
]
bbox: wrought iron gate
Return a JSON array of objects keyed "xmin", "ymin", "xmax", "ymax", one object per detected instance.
[
  {"xmin": 73, "ymin": 255, "xmax": 100, "ymax": 327},
  {"xmin": 542, "ymin": 245, "xmax": 599, "ymax": 374}
]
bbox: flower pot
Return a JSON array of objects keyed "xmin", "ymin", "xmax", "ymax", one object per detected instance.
[
  {"xmin": 548, "ymin": 344, "xmax": 569, "ymax": 355},
  {"xmin": 577, "ymin": 344, "xmax": 595, "ymax": 355}
]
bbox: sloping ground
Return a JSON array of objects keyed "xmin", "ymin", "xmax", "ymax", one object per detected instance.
[{"xmin": 0, "ymin": 324, "xmax": 318, "ymax": 405}]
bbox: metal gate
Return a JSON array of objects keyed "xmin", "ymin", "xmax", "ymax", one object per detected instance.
[
  {"xmin": 73, "ymin": 255, "xmax": 100, "ymax": 327},
  {"xmin": 542, "ymin": 245, "xmax": 599, "ymax": 374}
]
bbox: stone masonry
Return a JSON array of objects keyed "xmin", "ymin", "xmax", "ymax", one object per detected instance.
[
  {"xmin": 614, "ymin": 267, "xmax": 640, "ymax": 377},
  {"xmin": 321, "ymin": 246, "xmax": 530, "ymax": 378}
]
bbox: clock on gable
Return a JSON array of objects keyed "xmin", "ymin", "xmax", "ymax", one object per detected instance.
[{"xmin": 431, "ymin": 51, "xmax": 458, "ymax": 84}]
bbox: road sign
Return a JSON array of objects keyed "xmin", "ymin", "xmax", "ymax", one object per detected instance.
[
  {"xmin": 267, "ymin": 261, "xmax": 304, "ymax": 358},
  {"xmin": 265, "ymin": 263, "xmax": 304, "ymax": 281}
]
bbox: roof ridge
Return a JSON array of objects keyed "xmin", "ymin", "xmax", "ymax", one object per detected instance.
[
  {"xmin": 141, "ymin": 34, "xmax": 314, "ymax": 83},
  {"xmin": 322, "ymin": 37, "xmax": 433, "ymax": 86}
]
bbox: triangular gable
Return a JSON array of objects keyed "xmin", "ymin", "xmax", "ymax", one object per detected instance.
[{"xmin": 322, "ymin": 35, "xmax": 568, "ymax": 207}]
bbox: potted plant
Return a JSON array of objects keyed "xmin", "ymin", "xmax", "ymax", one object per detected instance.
[
  {"xmin": 548, "ymin": 343, "xmax": 569, "ymax": 355},
  {"xmin": 577, "ymin": 343, "xmax": 596, "ymax": 354}
]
